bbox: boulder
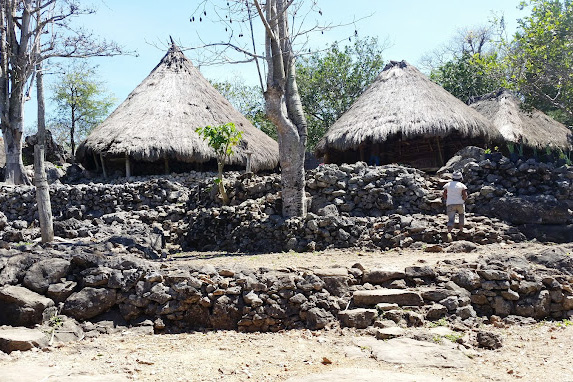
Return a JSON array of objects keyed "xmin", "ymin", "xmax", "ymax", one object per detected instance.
[
  {"xmin": 22, "ymin": 258, "xmax": 71, "ymax": 294},
  {"xmin": 0, "ymin": 327, "xmax": 49, "ymax": 353},
  {"xmin": 338, "ymin": 308, "xmax": 377, "ymax": 329},
  {"xmin": 485, "ymin": 196, "xmax": 570, "ymax": 225},
  {"xmin": 525, "ymin": 246, "xmax": 573, "ymax": 275},
  {"xmin": 62, "ymin": 287, "xmax": 117, "ymax": 321},
  {"xmin": 0, "ymin": 285, "xmax": 54, "ymax": 327}
]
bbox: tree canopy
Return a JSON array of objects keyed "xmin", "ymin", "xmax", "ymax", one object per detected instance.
[
  {"xmin": 50, "ymin": 62, "xmax": 115, "ymax": 155},
  {"xmin": 296, "ymin": 37, "xmax": 387, "ymax": 149},
  {"xmin": 507, "ymin": 0, "xmax": 573, "ymax": 125}
]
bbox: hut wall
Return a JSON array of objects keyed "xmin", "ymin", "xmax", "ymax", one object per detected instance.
[{"xmin": 324, "ymin": 134, "xmax": 489, "ymax": 170}]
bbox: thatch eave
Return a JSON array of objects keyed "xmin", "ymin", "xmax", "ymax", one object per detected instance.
[
  {"xmin": 316, "ymin": 60, "xmax": 501, "ymax": 157},
  {"xmin": 78, "ymin": 42, "xmax": 279, "ymax": 172},
  {"xmin": 470, "ymin": 90, "xmax": 573, "ymax": 151}
]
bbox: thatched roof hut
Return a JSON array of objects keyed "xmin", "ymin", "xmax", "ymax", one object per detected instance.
[
  {"xmin": 469, "ymin": 89, "xmax": 572, "ymax": 152},
  {"xmin": 315, "ymin": 60, "xmax": 501, "ymax": 170},
  {"xmin": 76, "ymin": 42, "xmax": 279, "ymax": 176}
]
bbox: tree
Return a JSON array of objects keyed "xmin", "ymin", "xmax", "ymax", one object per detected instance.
[
  {"xmin": 430, "ymin": 52, "xmax": 507, "ymax": 104},
  {"xmin": 35, "ymin": 61, "xmax": 53, "ymax": 242},
  {"xmin": 424, "ymin": 24, "xmax": 508, "ymax": 104},
  {"xmin": 296, "ymin": 37, "xmax": 387, "ymax": 149},
  {"xmin": 506, "ymin": 0, "xmax": 573, "ymax": 125},
  {"xmin": 51, "ymin": 61, "xmax": 115, "ymax": 155},
  {"xmin": 212, "ymin": 78, "xmax": 276, "ymax": 140},
  {"xmin": 195, "ymin": 122, "xmax": 243, "ymax": 205},
  {"xmin": 191, "ymin": 0, "xmax": 336, "ymax": 218},
  {"xmin": 0, "ymin": 0, "xmax": 123, "ymax": 185}
]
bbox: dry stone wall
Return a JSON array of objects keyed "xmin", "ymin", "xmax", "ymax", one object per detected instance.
[
  {"xmin": 0, "ymin": 148, "xmax": 571, "ymax": 253},
  {"xmin": 1, "ymin": 244, "xmax": 572, "ymax": 333}
]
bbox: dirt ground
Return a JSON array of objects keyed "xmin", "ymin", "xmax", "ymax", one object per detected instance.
[{"xmin": 2, "ymin": 243, "xmax": 573, "ymax": 382}]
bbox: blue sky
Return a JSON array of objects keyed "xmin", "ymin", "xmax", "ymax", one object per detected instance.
[{"xmin": 23, "ymin": 0, "xmax": 527, "ymax": 131}]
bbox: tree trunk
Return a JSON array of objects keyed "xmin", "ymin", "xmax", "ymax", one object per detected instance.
[
  {"xmin": 70, "ymin": 106, "xmax": 76, "ymax": 155},
  {"xmin": 261, "ymin": 0, "xmax": 307, "ymax": 218},
  {"xmin": 3, "ymin": 126, "xmax": 30, "ymax": 185},
  {"xmin": 217, "ymin": 161, "xmax": 230, "ymax": 205},
  {"xmin": 34, "ymin": 62, "xmax": 54, "ymax": 243}
]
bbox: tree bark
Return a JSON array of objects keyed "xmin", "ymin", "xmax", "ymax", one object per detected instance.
[
  {"xmin": 260, "ymin": 0, "xmax": 307, "ymax": 218},
  {"xmin": 34, "ymin": 62, "xmax": 54, "ymax": 243},
  {"xmin": 217, "ymin": 161, "xmax": 230, "ymax": 205}
]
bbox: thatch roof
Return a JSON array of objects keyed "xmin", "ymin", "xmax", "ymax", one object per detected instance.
[
  {"xmin": 469, "ymin": 89, "xmax": 572, "ymax": 151},
  {"xmin": 77, "ymin": 42, "xmax": 279, "ymax": 171},
  {"xmin": 316, "ymin": 60, "xmax": 501, "ymax": 155}
]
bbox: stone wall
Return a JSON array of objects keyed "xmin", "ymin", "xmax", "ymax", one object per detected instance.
[
  {"xmin": 0, "ymin": 148, "xmax": 571, "ymax": 252},
  {"xmin": 1, "ymin": 245, "xmax": 572, "ymax": 332}
]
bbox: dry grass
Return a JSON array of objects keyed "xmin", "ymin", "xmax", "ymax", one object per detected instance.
[
  {"xmin": 316, "ymin": 61, "xmax": 501, "ymax": 155},
  {"xmin": 77, "ymin": 43, "xmax": 279, "ymax": 171},
  {"xmin": 470, "ymin": 89, "xmax": 573, "ymax": 151}
]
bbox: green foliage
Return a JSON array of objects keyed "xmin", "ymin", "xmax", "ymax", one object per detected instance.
[
  {"xmin": 195, "ymin": 122, "xmax": 243, "ymax": 204},
  {"xmin": 195, "ymin": 122, "xmax": 243, "ymax": 167},
  {"xmin": 296, "ymin": 37, "xmax": 387, "ymax": 150},
  {"xmin": 430, "ymin": 52, "xmax": 507, "ymax": 104},
  {"xmin": 506, "ymin": 0, "xmax": 573, "ymax": 125},
  {"xmin": 428, "ymin": 318, "xmax": 448, "ymax": 328},
  {"xmin": 50, "ymin": 61, "xmax": 116, "ymax": 155},
  {"xmin": 556, "ymin": 318, "xmax": 573, "ymax": 327},
  {"xmin": 212, "ymin": 78, "xmax": 277, "ymax": 140}
]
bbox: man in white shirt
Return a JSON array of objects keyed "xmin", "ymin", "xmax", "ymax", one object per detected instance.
[{"xmin": 442, "ymin": 171, "xmax": 468, "ymax": 241}]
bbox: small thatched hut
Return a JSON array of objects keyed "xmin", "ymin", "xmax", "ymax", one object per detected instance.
[
  {"xmin": 315, "ymin": 60, "xmax": 502, "ymax": 170},
  {"xmin": 76, "ymin": 42, "xmax": 279, "ymax": 176},
  {"xmin": 469, "ymin": 89, "xmax": 572, "ymax": 154}
]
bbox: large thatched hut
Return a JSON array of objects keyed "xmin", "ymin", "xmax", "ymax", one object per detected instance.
[
  {"xmin": 76, "ymin": 42, "xmax": 279, "ymax": 176},
  {"xmin": 315, "ymin": 61, "xmax": 502, "ymax": 170},
  {"xmin": 469, "ymin": 89, "xmax": 572, "ymax": 154}
]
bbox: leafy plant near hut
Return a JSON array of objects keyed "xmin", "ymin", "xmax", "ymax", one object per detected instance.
[{"xmin": 195, "ymin": 122, "xmax": 243, "ymax": 205}]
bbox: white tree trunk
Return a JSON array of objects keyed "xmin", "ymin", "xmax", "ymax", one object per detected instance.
[
  {"xmin": 3, "ymin": 126, "xmax": 30, "ymax": 185},
  {"xmin": 260, "ymin": 0, "xmax": 307, "ymax": 218},
  {"xmin": 35, "ymin": 62, "xmax": 54, "ymax": 242}
]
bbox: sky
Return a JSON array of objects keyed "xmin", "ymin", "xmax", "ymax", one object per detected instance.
[{"xmin": 22, "ymin": 0, "xmax": 528, "ymax": 131}]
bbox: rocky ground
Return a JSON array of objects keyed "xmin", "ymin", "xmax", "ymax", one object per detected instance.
[{"xmin": 2, "ymin": 242, "xmax": 573, "ymax": 382}]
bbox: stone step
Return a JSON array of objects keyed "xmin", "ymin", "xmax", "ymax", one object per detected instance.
[
  {"xmin": 353, "ymin": 289, "xmax": 423, "ymax": 307},
  {"xmin": 338, "ymin": 308, "xmax": 377, "ymax": 329}
]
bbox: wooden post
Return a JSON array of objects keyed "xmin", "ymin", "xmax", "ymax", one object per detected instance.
[
  {"xmin": 93, "ymin": 152, "xmax": 100, "ymax": 171},
  {"xmin": 164, "ymin": 156, "xmax": 170, "ymax": 175},
  {"xmin": 245, "ymin": 151, "xmax": 253, "ymax": 173},
  {"xmin": 100, "ymin": 154, "xmax": 107, "ymax": 178},
  {"xmin": 125, "ymin": 154, "xmax": 131, "ymax": 179},
  {"xmin": 436, "ymin": 136, "xmax": 444, "ymax": 166},
  {"xmin": 359, "ymin": 144, "xmax": 366, "ymax": 162}
]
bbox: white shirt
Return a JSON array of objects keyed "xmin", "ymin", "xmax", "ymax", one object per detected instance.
[{"xmin": 443, "ymin": 181, "xmax": 467, "ymax": 205}]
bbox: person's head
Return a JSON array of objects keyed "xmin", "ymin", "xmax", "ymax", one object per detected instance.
[{"xmin": 452, "ymin": 171, "xmax": 463, "ymax": 181}]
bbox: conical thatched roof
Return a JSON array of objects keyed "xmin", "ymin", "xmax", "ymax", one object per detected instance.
[
  {"xmin": 469, "ymin": 89, "xmax": 572, "ymax": 151},
  {"xmin": 316, "ymin": 60, "xmax": 501, "ymax": 155},
  {"xmin": 77, "ymin": 42, "xmax": 279, "ymax": 171}
]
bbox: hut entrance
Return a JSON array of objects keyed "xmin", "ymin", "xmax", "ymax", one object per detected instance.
[{"xmin": 323, "ymin": 133, "xmax": 488, "ymax": 171}]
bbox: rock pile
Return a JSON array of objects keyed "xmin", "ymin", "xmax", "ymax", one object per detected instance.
[
  {"xmin": 0, "ymin": 147, "xmax": 571, "ymax": 253},
  {"xmin": 1, "ymin": 244, "xmax": 572, "ymax": 336}
]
